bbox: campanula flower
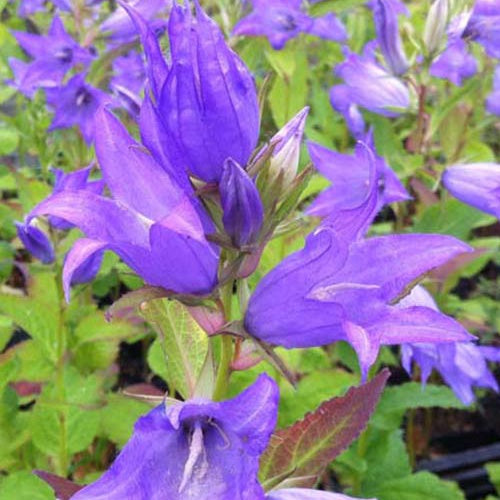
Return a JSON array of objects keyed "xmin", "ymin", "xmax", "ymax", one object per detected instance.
[
  {"xmin": 10, "ymin": 16, "xmax": 94, "ymax": 97},
  {"xmin": 307, "ymin": 129, "xmax": 409, "ymax": 219},
  {"xmin": 430, "ymin": 39, "xmax": 477, "ymax": 86},
  {"xmin": 109, "ymin": 50, "xmax": 146, "ymax": 116},
  {"xmin": 400, "ymin": 286, "xmax": 500, "ymax": 405},
  {"xmin": 464, "ymin": 0, "xmax": 500, "ymax": 58},
  {"xmin": 71, "ymin": 374, "xmax": 279, "ymax": 500},
  {"xmin": 233, "ymin": 0, "xmax": 347, "ymax": 50},
  {"xmin": 26, "ymin": 108, "xmax": 219, "ymax": 300},
  {"xmin": 442, "ymin": 163, "xmax": 500, "ymax": 218},
  {"xmin": 67, "ymin": 373, "xmax": 372, "ymax": 500},
  {"xmin": 331, "ymin": 43, "xmax": 410, "ymax": 121},
  {"xmin": 15, "ymin": 222, "xmax": 54, "ymax": 264},
  {"xmin": 329, "ymin": 86, "xmax": 366, "ymax": 139},
  {"xmin": 128, "ymin": 0, "xmax": 260, "ymax": 183},
  {"xmin": 423, "ymin": 0, "xmax": 449, "ymax": 54},
  {"xmin": 45, "ymin": 74, "xmax": 111, "ymax": 144},
  {"xmin": 18, "ymin": 0, "xmax": 45, "ymax": 17},
  {"xmin": 220, "ymin": 159, "xmax": 264, "ymax": 248},
  {"xmin": 486, "ymin": 65, "xmax": 500, "ymax": 115},
  {"xmin": 369, "ymin": 0, "xmax": 409, "ymax": 75},
  {"xmin": 245, "ymin": 224, "xmax": 473, "ymax": 379}
]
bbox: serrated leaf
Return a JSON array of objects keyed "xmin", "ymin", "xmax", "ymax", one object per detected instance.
[
  {"xmin": 259, "ymin": 369, "xmax": 389, "ymax": 490},
  {"xmin": 371, "ymin": 382, "xmax": 466, "ymax": 430},
  {"xmin": 373, "ymin": 471, "xmax": 465, "ymax": 500},
  {"xmin": 141, "ymin": 299, "xmax": 209, "ymax": 400}
]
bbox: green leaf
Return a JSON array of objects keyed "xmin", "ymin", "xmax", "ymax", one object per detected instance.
[
  {"xmin": 486, "ymin": 462, "xmax": 500, "ymax": 496},
  {"xmin": 142, "ymin": 299, "xmax": 209, "ymax": 399},
  {"xmin": 372, "ymin": 382, "xmax": 466, "ymax": 430},
  {"xmin": 0, "ymin": 471, "xmax": 55, "ymax": 500},
  {"xmin": 259, "ymin": 370, "xmax": 389, "ymax": 490},
  {"xmin": 99, "ymin": 394, "xmax": 150, "ymax": 447},
  {"xmin": 373, "ymin": 471, "xmax": 465, "ymax": 500},
  {"xmin": 0, "ymin": 126, "xmax": 19, "ymax": 156}
]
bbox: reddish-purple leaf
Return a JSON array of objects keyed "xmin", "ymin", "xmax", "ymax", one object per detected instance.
[
  {"xmin": 259, "ymin": 369, "xmax": 390, "ymax": 490},
  {"xmin": 34, "ymin": 471, "xmax": 83, "ymax": 499}
]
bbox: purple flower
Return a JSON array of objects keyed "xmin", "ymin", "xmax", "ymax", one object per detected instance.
[
  {"xmin": 18, "ymin": 0, "xmax": 45, "ymax": 17},
  {"xmin": 233, "ymin": 0, "xmax": 347, "ymax": 50},
  {"xmin": 26, "ymin": 108, "xmax": 219, "ymax": 300},
  {"xmin": 486, "ymin": 65, "xmax": 500, "ymax": 115},
  {"xmin": 52, "ymin": 0, "xmax": 104, "ymax": 11},
  {"xmin": 109, "ymin": 50, "xmax": 146, "ymax": 116},
  {"xmin": 369, "ymin": 0, "xmax": 409, "ymax": 75},
  {"xmin": 464, "ymin": 0, "xmax": 500, "ymax": 58},
  {"xmin": 430, "ymin": 39, "xmax": 477, "ymax": 86},
  {"xmin": 71, "ymin": 374, "xmax": 279, "ymax": 500},
  {"xmin": 400, "ymin": 286, "xmax": 500, "ymax": 405},
  {"xmin": 307, "ymin": 129, "xmax": 409, "ymax": 219},
  {"xmin": 100, "ymin": 0, "xmax": 168, "ymax": 43},
  {"xmin": 15, "ymin": 222, "xmax": 54, "ymax": 264},
  {"xmin": 329, "ymin": 86, "xmax": 366, "ymax": 139},
  {"xmin": 10, "ymin": 16, "xmax": 94, "ymax": 97},
  {"xmin": 45, "ymin": 74, "xmax": 111, "ymax": 144},
  {"xmin": 245, "ymin": 225, "xmax": 473, "ymax": 378},
  {"xmin": 48, "ymin": 165, "xmax": 105, "ymax": 230},
  {"xmin": 331, "ymin": 43, "xmax": 410, "ymax": 121},
  {"xmin": 442, "ymin": 163, "xmax": 500, "ymax": 218},
  {"xmin": 128, "ymin": 1, "xmax": 260, "ymax": 183},
  {"xmin": 67, "ymin": 373, "xmax": 371, "ymax": 500},
  {"xmin": 220, "ymin": 159, "xmax": 264, "ymax": 248}
]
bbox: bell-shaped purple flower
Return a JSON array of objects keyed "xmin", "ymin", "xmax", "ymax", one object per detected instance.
[
  {"xmin": 45, "ymin": 74, "xmax": 111, "ymax": 144},
  {"xmin": 369, "ymin": 0, "xmax": 409, "ymax": 75},
  {"xmin": 10, "ymin": 16, "xmax": 95, "ymax": 97},
  {"xmin": 486, "ymin": 65, "xmax": 500, "ymax": 115},
  {"xmin": 26, "ymin": 108, "xmax": 219, "ymax": 300},
  {"xmin": 331, "ymin": 43, "xmax": 410, "ymax": 120},
  {"xmin": 15, "ymin": 222, "xmax": 54, "ymax": 264},
  {"xmin": 18, "ymin": 0, "xmax": 45, "ymax": 17},
  {"xmin": 464, "ymin": 0, "xmax": 500, "ymax": 58},
  {"xmin": 220, "ymin": 159, "xmax": 264, "ymax": 248},
  {"xmin": 233, "ymin": 0, "xmax": 347, "ymax": 50},
  {"xmin": 430, "ymin": 38, "xmax": 477, "ymax": 86},
  {"xmin": 307, "ymin": 129, "xmax": 409, "ymax": 219},
  {"xmin": 71, "ymin": 374, "xmax": 279, "ymax": 500},
  {"xmin": 400, "ymin": 286, "xmax": 500, "ymax": 405},
  {"xmin": 442, "ymin": 162, "xmax": 500, "ymax": 218},
  {"xmin": 329, "ymin": 86, "xmax": 366, "ymax": 139},
  {"xmin": 245, "ymin": 223, "xmax": 473, "ymax": 378},
  {"xmin": 128, "ymin": 1, "xmax": 260, "ymax": 183}
]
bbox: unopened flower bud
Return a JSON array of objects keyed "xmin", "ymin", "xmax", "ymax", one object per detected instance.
[{"xmin": 424, "ymin": 0, "xmax": 449, "ymax": 55}]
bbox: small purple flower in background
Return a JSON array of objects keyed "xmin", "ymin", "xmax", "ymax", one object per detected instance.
[
  {"xmin": 486, "ymin": 65, "xmax": 500, "ymax": 115},
  {"xmin": 220, "ymin": 159, "xmax": 264, "ymax": 248},
  {"xmin": 26, "ymin": 108, "xmax": 219, "ymax": 300},
  {"xmin": 100, "ymin": 0, "xmax": 168, "ymax": 43},
  {"xmin": 109, "ymin": 50, "xmax": 146, "ymax": 116},
  {"xmin": 307, "ymin": 129, "xmax": 409, "ymax": 219},
  {"xmin": 9, "ymin": 16, "xmax": 95, "ymax": 97},
  {"xmin": 442, "ymin": 162, "xmax": 500, "ymax": 219},
  {"xmin": 15, "ymin": 222, "xmax": 54, "ymax": 264},
  {"xmin": 45, "ymin": 74, "xmax": 110, "ymax": 144},
  {"xmin": 245, "ymin": 219, "xmax": 473, "ymax": 378},
  {"xmin": 400, "ymin": 286, "xmax": 500, "ymax": 405},
  {"xmin": 430, "ymin": 39, "xmax": 477, "ymax": 86},
  {"xmin": 329, "ymin": 86, "xmax": 366, "ymax": 139},
  {"xmin": 233, "ymin": 0, "xmax": 347, "ymax": 50},
  {"xmin": 18, "ymin": 0, "xmax": 45, "ymax": 17},
  {"xmin": 464, "ymin": 0, "xmax": 500, "ymax": 58},
  {"xmin": 129, "ymin": 0, "xmax": 260, "ymax": 183},
  {"xmin": 330, "ymin": 43, "xmax": 410, "ymax": 129},
  {"xmin": 52, "ymin": 0, "xmax": 104, "ymax": 11},
  {"xmin": 369, "ymin": 0, "xmax": 409, "ymax": 75}
]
